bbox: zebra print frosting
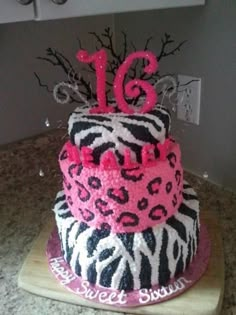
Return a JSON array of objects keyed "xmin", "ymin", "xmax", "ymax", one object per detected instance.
[
  {"xmin": 68, "ymin": 105, "xmax": 170, "ymax": 164},
  {"xmin": 53, "ymin": 181, "xmax": 199, "ymax": 291}
]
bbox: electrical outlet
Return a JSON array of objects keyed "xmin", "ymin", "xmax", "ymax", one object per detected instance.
[{"xmin": 177, "ymin": 75, "xmax": 201, "ymax": 125}]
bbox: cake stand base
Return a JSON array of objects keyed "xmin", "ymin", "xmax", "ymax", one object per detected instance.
[{"xmin": 18, "ymin": 212, "xmax": 224, "ymax": 315}]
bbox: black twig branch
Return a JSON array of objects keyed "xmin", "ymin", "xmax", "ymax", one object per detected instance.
[
  {"xmin": 158, "ymin": 33, "xmax": 187, "ymax": 61},
  {"xmin": 35, "ymin": 29, "xmax": 189, "ymax": 107},
  {"xmin": 34, "ymin": 72, "xmax": 52, "ymax": 93},
  {"xmin": 122, "ymin": 31, "xmax": 128, "ymax": 62}
]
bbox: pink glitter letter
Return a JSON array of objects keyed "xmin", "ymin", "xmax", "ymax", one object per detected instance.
[
  {"xmin": 113, "ymin": 51, "xmax": 158, "ymax": 114},
  {"xmin": 77, "ymin": 49, "xmax": 114, "ymax": 114}
]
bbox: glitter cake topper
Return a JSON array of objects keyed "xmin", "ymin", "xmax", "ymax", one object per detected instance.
[{"xmin": 53, "ymin": 49, "xmax": 178, "ymax": 113}]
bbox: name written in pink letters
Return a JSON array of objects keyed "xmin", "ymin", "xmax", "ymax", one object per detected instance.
[{"xmin": 65, "ymin": 138, "xmax": 172, "ymax": 170}]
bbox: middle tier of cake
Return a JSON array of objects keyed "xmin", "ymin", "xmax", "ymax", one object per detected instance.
[{"xmin": 59, "ymin": 138, "xmax": 183, "ymax": 233}]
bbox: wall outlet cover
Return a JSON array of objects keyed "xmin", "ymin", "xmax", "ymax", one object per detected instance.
[{"xmin": 177, "ymin": 75, "xmax": 201, "ymax": 125}]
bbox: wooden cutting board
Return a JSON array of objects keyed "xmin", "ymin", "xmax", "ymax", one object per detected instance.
[{"xmin": 18, "ymin": 211, "xmax": 224, "ymax": 315}]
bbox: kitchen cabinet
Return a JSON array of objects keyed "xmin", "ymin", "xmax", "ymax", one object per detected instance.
[
  {"xmin": 35, "ymin": 0, "xmax": 205, "ymax": 21},
  {"xmin": 0, "ymin": 0, "xmax": 34, "ymax": 24},
  {"xmin": 0, "ymin": 0, "xmax": 205, "ymax": 24}
]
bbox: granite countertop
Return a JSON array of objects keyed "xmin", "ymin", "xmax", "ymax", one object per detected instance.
[{"xmin": 0, "ymin": 130, "xmax": 235, "ymax": 315}]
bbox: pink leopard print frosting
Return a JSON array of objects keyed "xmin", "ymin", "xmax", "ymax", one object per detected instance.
[{"xmin": 59, "ymin": 141, "xmax": 183, "ymax": 233}]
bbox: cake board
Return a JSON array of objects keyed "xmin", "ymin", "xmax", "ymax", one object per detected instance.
[{"xmin": 18, "ymin": 211, "xmax": 224, "ymax": 315}]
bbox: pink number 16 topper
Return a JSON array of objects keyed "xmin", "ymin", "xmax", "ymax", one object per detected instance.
[{"xmin": 76, "ymin": 49, "xmax": 158, "ymax": 114}]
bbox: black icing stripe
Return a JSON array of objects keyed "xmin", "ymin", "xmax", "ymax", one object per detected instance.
[
  {"xmin": 93, "ymin": 142, "xmax": 116, "ymax": 165},
  {"xmin": 117, "ymin": 137, "xmax": 142, "ymax": 164},
  {"xmin": 65, "ymin": 221, "xmax": 76, "ymax": 264},
  {"xmin": 158, "ymin": 228, "xmax": 171, "ymax": 286},
  {"xmin": 82, "ymin": 115, "xmax": 112, "ymax": 122},
  {"xmin": 183, "ymin": 192, "xmax": 198, "ymax": 201},
  {"xmin": 173, "ymin": 240, "xmax": 179, "ymax": 260},
  {"xmin": 75, "ymin": 253, "xmax": 82, "ymax": 276},
  {"xmin": 115, "ymin": 150, "xmax": 124, "ymax": 165},
  {"xmin": 79, "ymin": 132, "xmax": 103, "ymax": 148},
  {"xmin": 179, "ymin": 202, "xmax": 198, "ymax": 221},
  {"xmin": 74, "ymin": 222, "xmax": 89, "ymax": 239},
  {"xmin": 166, "ymin": 216, "xmax": 187, "ymax": 243},
  {"xmin": 87, "ymin": 225, "xmax": 111, "ymax": 257},
  {"xmin": 121, "ymin": 122, "xmax": 158, "ymax": 145},
  {"xmin": 55, "ymin": 194, "xmax": 66, "ymax": 205},
  {"xmin": 149, "ymin": 109, "xmax": 170, "ymax": 137},
  {"xmin": 139, "ymin": 252, "xmax": 152, "ymax": 289},
  {"xmin": 99, "ymin": 256, "xmax": 122, "ymax": 288},
  {"xmin": 70, "ymin": 121, "xmax": 113, "ymax": 145},
  {"xmin": 142, "ymin": 228, "xmax": 156, "ymax": 255},
  {"xmin": 58, "ymin": 210, "xmax": 72, "ymax": 220},
  {"xmin": 183, "ymin": 183, "xmax": 192, "ymax": 189},
  {"xmin": 99, "ymin": 247, "xmax": 115, "ymax": 262},
  {"xmin": 126, "ymin": 114, "xmax": 162, "ymax": 132},
  {"xmin": 87, "ymin": 260, "xmax": 97, "ymax": 284},
  {"xmin": 118, "ymin": 261, "xmax": 134, "ymax": 291},
  {"xmin": 59, "ymin": 202, "xmax": 68, "ymax": 211},
  {"xmin": 117, "ymin": 233, "xmax": 134, "ymax": 259}
]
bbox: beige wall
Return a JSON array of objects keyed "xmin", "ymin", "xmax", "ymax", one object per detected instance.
[
  {"xmin": 0, "ymin": 15, "xmax": 114, "ymax": 144},
  {"xmin": 114, "ymin": 0, "xmax": 236, "ymax": 190}
]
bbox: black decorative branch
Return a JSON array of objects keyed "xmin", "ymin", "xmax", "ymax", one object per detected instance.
[
  {"xmin": 34, "ymin": 72, "xmax": 52, "ymax": 94},
  {"xmin": 158, "ymin": 33, "xmax": 187, "ymax": 61},
  {"xmin": 34, "ymin": 29, "xmax": 190, "ymax": 106}
]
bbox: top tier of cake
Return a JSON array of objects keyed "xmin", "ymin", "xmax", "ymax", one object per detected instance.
[{"xmin": 68, "ymin": 105, "xmax": 171, "ymax": 165}]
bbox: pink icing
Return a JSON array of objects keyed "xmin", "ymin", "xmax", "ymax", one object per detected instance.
[
  {"xmin": 100, "ymin": 151, "xmax": 119, "ymax": 170},
  {"xmin": 66, "ymin": 141, "xmax": 80, "ymax": 163},
  {"xmin": 76, "ymin": 49, "xmax": 114, "ymax": 114},
  {"xmin": 80, "ymin": 147, "xmax": 96, "ymax": 168},
  {"xmin": 113, "ymin": 51, "xmax": 158, "ymax": 114},
  {"xmin": 59, "ymin": 141, "xmax": 183, "ymax": 233},
  {"xmin": 66, "ymin": 139, "xmax": 171, "ymax": 170}
]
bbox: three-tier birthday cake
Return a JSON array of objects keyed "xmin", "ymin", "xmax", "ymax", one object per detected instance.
[{"xmin": 48, "ymin": 49, "xmax": 209, "ymax": 307}]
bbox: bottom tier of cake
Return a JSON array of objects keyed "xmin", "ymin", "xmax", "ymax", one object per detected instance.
[{"xmin": 53, "ymin": 181, "xmax": 200, "ymax": 292}]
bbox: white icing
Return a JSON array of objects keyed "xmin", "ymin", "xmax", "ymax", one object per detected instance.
[
  {"xmin": 76, "ymin": 280, "xmax": 127, "ymax": 305},
  {"xmin": 138, "ymin": 277, "xmax": 192, "ymax": 304},
  {"xmin": 49, "ymin": 257, "xmax": 77, "ymax": 285}
]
